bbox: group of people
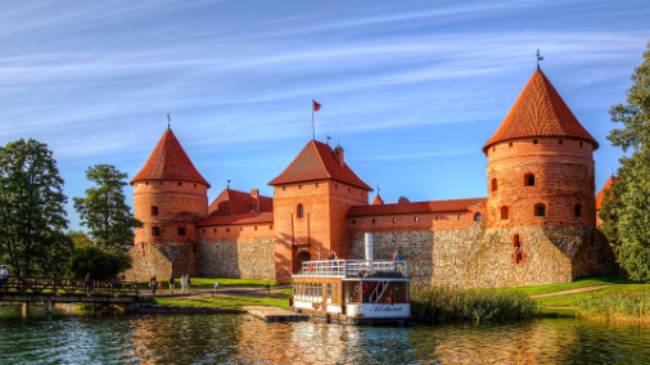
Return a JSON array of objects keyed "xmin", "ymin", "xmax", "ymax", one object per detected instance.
[{"xmin": 148, "ymin": 273, "xmax": 191, "ymax": 295}]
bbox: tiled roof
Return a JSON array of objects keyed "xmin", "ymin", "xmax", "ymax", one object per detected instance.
[
  {"xmin": 269, "ymin": 140, "xmax": 372, "ymax": 191},
  {"xmin": 208, "ymin": 188, "xmax": 273, "ymax": 216},
  {"xmin": 348, "ymin": 198, "xmax": 486, "ymax": 217},
  {"xmin": 197, "ymin": 212, "xmax": 273, "ymax": 227},
  {"xmin": 372, "ymin": 194, "xmax": 384, "ymax": 205},
  {"xmin": 131, "ymin": 128, "xmax": 210, "ymax": 187},
  {"xmin": 484, "ymin": 69, "xmax": 598, "ymax": 152},
  {"xmin": 596, "ymin": 177, "xmax": 619, "ymax": 210}
]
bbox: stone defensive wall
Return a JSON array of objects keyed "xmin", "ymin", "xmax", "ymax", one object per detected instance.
[
  {"xmin": 195, "ymin": 221, "xmax": 276, "ymax": 280},
  {"xmin": 349, "ymin": 224, "xmax": 614, "ymax": 288}
]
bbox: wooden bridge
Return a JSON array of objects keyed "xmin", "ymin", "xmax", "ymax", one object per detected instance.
[{"xmin": 0, "ymin": 277, "xmax": 140, "ymax": 305}]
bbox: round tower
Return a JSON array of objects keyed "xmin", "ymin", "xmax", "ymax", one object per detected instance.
[
  {"xmin": 131, "ymin": 128, "xmax": 209, "ymax": 245},
  {"xmin": 484, "ymin": 69, "xmax": 597, "ymax": 230}
]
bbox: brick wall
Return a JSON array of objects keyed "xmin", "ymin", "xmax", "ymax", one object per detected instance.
[
  {"xmin": 133, "ymin": 180, "xmax": 209, "ymax": 244},
  {"xmin": 272, "ymin": 180, "xmax": 368, "ymax": 282},
  {"xmin": 486, "ymin": 138, "xmax": 595, "ymax": 229}
]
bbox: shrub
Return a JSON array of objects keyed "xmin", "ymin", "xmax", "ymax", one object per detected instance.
[
  {"xmin": 410, "ymin": 285, "xmax": 537, "ymax": 324},
  {"xmin": 577, "ymin": 289, "xmax": 650, "ymax": 324},
  {"xmin": 70, "ymin": 245, "xmax": 131, "ymax": 281}
]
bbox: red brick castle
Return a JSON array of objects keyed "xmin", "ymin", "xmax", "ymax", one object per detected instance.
[{"xmin": 125, "ymin": 69, "xmax": 615, "ymax": 287}]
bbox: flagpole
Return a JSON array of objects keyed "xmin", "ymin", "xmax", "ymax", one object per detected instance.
[{"xmin": 311, "ymin": 102, "xmax": 315, "ymax": 140}]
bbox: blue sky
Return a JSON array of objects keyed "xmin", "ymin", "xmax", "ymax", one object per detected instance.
[{"xmin": 1, "ymin": 0, "xmax": 648, "ymax": 230}]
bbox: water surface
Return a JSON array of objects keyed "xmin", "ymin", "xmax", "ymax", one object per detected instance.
[{"xmin": 1, "ymin": 314, "xmax": 649, "ymax": 364}]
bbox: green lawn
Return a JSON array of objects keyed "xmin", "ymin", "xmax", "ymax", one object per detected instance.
[
  {"xmin": 152, "ymin": 294, "xmax": 289, "ymax": 310},
  {"xmin": 502, "ymin": 276, "xmax": 635, "ymax": 296},
  {"xmin": 500, "ymin": 276, "xmax": 650, "ymax": 318}
]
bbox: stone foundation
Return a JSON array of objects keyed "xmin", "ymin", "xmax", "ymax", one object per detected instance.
[
  {"xmin": 125, "ymin": 242, "xmax": 197, "ymax": 282},
  {"xmin": 351, "ymin": 224, "xmax": 615, "ymax": 288},
  {"xmin": 196, "ymin": 238, "xmax": 275, "ymax": 280}
]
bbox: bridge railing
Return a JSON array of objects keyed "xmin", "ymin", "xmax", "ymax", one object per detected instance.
[{"xmin": 0, "ymin": 277, "xmax": 139, "ymax": 297}]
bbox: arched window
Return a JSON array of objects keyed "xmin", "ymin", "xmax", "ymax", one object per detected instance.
[
  {"xmin": 574, "ymin": 204, "xmax": 582, "ymax": 217},
  {"xmin": 473, "ymin": 213, "xmax": 482, "ymax": 222},
  {"xmin": 413, "ymin": 216, "xmax": 419, "ymax": 223},
  {"xmin": 297, "ymin": 203, "xmax": 305, "ymax": 218},
  {"xmin": 524, "ymin": 173, "xmax": 535, "ymax": 186},
  {"xmin": 178, "ymin": 227, "xmax": 186, "ymax": 236},
  {"xmin": 151, "ymin": 226, "xmax": 160, "ymax": 236},
  {"xmin": 151, "ymin": 206, "xmax": 159, "ymax": 216},
  {"xmin": 392, "ymin": 217, "xmax": 397, "ymax": 223},
  {"xmin": 500, "ymin": 206, "xmax": 509, "ymax": 220},
  {"xmin": 491, "ymin": 178, "xmax": 498, "ymax": 192},
  {"xmin": 534, "ymin": 203, "xmax": 546, "ymax": 217}
]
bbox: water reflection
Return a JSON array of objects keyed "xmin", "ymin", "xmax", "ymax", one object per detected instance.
[{"xmin": 1, "ymin": 314, "xmax": 650, "ymax": 364}]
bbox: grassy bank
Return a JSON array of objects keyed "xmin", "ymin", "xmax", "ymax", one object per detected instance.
[
  {"xmin": 576, "ymin": 288, "xmax": 650, "ymax": 324},
  {"xmin": 410, "ymin": 286, "xmax": 537, "ymax": 324},
  {"xmin": 138, "ymin": 277, "xmax": 278, "ymax": 290},
  {"xmin": 152, "ymin": 288, "xmax": 291, "ymax": 310}
]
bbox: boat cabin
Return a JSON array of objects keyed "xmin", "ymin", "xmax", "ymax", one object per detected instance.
[{"xmin": 291, "ymin": 259, "xmax": 410, "ymax": 323}]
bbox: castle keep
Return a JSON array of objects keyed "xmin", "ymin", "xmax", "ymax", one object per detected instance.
[{"xmin": 125, "ymin": 69, "xmax": 615, "ymax": 287}]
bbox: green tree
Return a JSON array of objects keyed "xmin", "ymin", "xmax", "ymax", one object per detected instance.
[
  {"xmin": 74, "ymin": 164, "xmax": 140, "ymax": 251},
  {"xmin": 70, "ymin": 245, "xmax": 131, "ymax": 281},
  {"xmin": 0, "ymin": 139, "xmax": 70, "ymax": 277},
  {"xmin": 602, "ymin": 41, "xmax": 650, "ymax": 280}
]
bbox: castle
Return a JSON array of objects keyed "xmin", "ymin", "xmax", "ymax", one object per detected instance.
[{"xmin": 125, "ymin": 69, "xmax": 615, "ymax": 287}]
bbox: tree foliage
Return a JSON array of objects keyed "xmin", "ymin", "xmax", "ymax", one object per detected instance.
[
  {"xmin": 0, "ymin": 139, "xmax": 70, "ymax": 277},
  {"xmin": 74, "ymin": 164, "xmax": 140, "ymax": 252},
  {"xmin": 602, "ymin": 41, "xmax": 650, "ymax": 281},
  {"xmin": 70, "ymin": 244, "xmax": 131, "ymax": 281}
]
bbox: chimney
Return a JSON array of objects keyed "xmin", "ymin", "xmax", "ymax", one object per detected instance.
[
  {"xmin": 250, "ymin": 188, "xmax": 260, "ymax": 213},
  {"xmin": 334, "ymin": 144, "xmax": 345, "ymax": 166},
  {"xmin": 364, "ymin": 232, "xmax": 373, "ymax": 262}
]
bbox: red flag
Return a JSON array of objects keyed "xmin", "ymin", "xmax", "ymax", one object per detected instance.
[{"xmin": 312, "ymin": 100, "xmax": 321, "ymax": 112}]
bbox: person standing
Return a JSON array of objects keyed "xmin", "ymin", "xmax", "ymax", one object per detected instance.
[
  {"xmin": 0, "ymin": 265, "xmax": 9, "ymax": 291},
  {"xmin": 149, "ymin": 276, "xmax": 157, "ymax": 295},
  {"xmin": 169, "ymin": 275, "xmax": 175, "ymax": 295}
]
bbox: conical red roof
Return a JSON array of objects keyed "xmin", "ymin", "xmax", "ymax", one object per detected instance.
[
  {"xmin": 484, "ymin": 69, "xmax": 598, "ymax": 152},
  {"xmin": 131, "ymin": 128, "xmax": 210, "ymax": 187},
  {"xmin": 269, "ymin": 140, "xmax": 371, "ymax": 191}
]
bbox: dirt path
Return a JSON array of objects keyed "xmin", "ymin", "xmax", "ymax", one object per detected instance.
[
  {"xmin": 530, "ymin": 285, "xmax": 610, "ymax": 299},
  {"xmin": 140, "ymin": 285, "xmax": 290, "ymax": 299}
]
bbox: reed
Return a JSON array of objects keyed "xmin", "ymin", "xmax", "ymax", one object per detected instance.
[
  {"xmin": 410, "ymin": 286, "xmax": 537, "ymax": 324},
  {"xmin": 577, "ymin": 289, "xmax": 650, "ymax": 324}
]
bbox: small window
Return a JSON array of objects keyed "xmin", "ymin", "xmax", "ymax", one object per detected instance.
[
  {"xmin": 193, "ymin": 183, "xmax": 197, "ymax": 188},
  {"xmin": 392, "ymin": 217, "xmax": 397, "ymax": 224},
  {"xmin": 534, "ymin": 203, "xmax": 546, "ymax": 217},
  {"xmin": 435, "ymin": 214, "xmax": 440, "ymax": 221},
  {"xmin": 574, "ymin": 204, "xmax": 582, "ymax": 217},
  {"xmin": 524, "ymin": 173, "xmax": 535, "ymax": 187},
  {"xmin": 152, "ymin": 226, "xmax": 160, "ymax": 236},
  {"xmin": 413, "ymin": 216, "xmax": 419, "ymax": 223},
  {"xmin": 473, "ymin": 213, "xmax": 482, "ymax": 222},
  {"xmin": 509, "ymin": 142, "xmax": 513, "ymax": 147},
  {"xmin": 371, "ymin": 218, "xmax": 376, "ymax": 224},
  {"xmin": 315, "ymin": 182, "xmax": 319, "ymax": 188},
  {"xmin": 297, "ymin": 204, "xmax": 305, "ymax": 218},
  {"xmin": 352, "ymin": 219, "xmax": 356, "ymax": 225},
  {"xmin": 226, "ymin": 227, "xmax": 230, "ymax": 232},
  {"xmin": 457, "ymin": 214, "xmax": 462, "ymax": 221},
  {"xmin": 558, "ymin": 139, "xmax": 563, "ymax": 144},
  {"xmin": 213, "ymin": 228, "xmax": 217, "ymax": 233},
  {"xmin": 491, "ymin": 178, "xmax": 498, "ymax": 192},
  {"xmin": 500, "ymin": 206, "xmax": 509, "ymax": 220},
  {"xmin": 579, "ymin": 141, "xmax": 583, "ymax": 147},
  {"xmin": 178, "ymin": 227, "xmax": 186, "ymax": 236},
  {"xmin": 298, "ymin": 184, "xmax": 302, "ymax": 190},
  {"xmin": 513, "ymin": 234, "xmax": 521, "ymax": 248},
  {"xmin": 282, "ymin": 186, "xmax": 286, "ymax": 191},
  {"xmin": 533, "ymin": 139, "xmax": 538, "ymax": 144},
  {"xmin": 254, "ymin": 226, "xmax": 258, "ymax": 231},
  {"xmin": 348, "ymin": 187, "xmax": 351, "ymax": 192},
  {"xmin": 151, "ymin": 206, "xmax": 159, "ymax": 216},
  {"xmin": 177, "ymin": 181, "xmax": 182, "ymax": 186}
]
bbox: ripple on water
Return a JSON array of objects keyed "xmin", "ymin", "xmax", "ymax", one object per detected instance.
[{"xmin": 1, "ymin": 316, "xmax": 650, "ymax": 364}]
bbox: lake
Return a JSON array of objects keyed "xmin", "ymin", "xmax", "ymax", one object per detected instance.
[{"xmin": 1, "ymin": 314, "xmax": 650, "ymax": 364}]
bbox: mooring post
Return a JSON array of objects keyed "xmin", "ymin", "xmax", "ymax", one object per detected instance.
[{"xmin": 21, "ymin": 302, "xmax": 29, "ymax": 319}]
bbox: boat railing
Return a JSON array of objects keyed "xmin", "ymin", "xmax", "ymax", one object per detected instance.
[{"xmin": 297, "ymin": 260, "xmax": 408, "ymax": 278}]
